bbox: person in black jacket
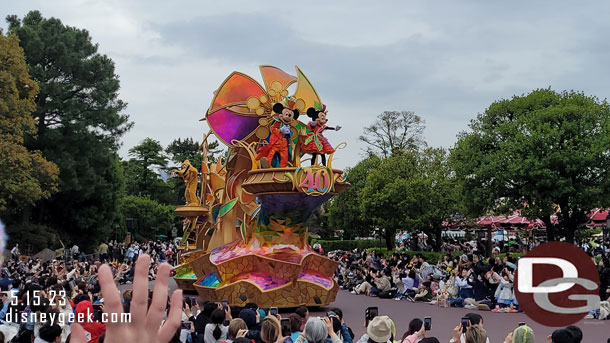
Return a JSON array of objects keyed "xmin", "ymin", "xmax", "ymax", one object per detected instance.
[
  {"xmin": 599, "ymin": 256, "xmax": 610, "ymax": 301},
  {"xmin": 186, "ymin": 301, "xmax": 219, "ymax": 343},
  {"xmin": 238, "ymin": 308, "xmax": 262, "ymax": 343}
]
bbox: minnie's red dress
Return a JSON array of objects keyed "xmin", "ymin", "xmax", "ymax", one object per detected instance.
[{"xmin": 301, "ymin": 121, "xmax": 335, "ymax": 154}]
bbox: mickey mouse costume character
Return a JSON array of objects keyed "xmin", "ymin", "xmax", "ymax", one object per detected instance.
[
  {"xmin": 301, "ymin": 103, "xmax": 341, "ymax": 166},
  {"xmin": 256, "ymin": 101, "xmax": 299, "ymax": 168}
]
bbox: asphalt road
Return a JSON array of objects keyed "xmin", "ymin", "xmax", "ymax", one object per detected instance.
[
  {"xmin": 313, "ymin": 291, "xmax": 610, "ymax": 343},
  {"xmin": 148, "ymin": 279, "xmax": 610, "ymax": 342}
]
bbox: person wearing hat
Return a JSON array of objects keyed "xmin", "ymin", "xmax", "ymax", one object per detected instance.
[
  {"xmin": 502, "ymin": 324, "xmax": 534, "ymax": 343},
  {"xmin": 355, "ymin": 316, "xmax": 394, "ymax": 343},
  {"xmin": 367, "ymin": 316, "xmax": 393, "ymax": 343}
]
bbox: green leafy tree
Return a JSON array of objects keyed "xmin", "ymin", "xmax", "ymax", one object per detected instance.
[
  {"xmin": 0, "ymin": 32, "xmax": 58, "ymax": 214},
  {"xmin": 328, "ymin": 155, "xmax": 381, "ymax": 239},
  {"xmin": 120, "ymin": 195, "xmax": 175, "ymax": 240},
  {"xmin": 416, "ymin": 148, "xmax": 463, "ymax": 250},
  {"xmin": 359, "ymin": 111, "xmax": 425, "ymax": 157},
  {"xmin": 307, "ymin": 205, "xmax": 331, "ymax": 239},
  {"xmin": 128, "ymin": 137, "xmax": 167, "ymax": 196},
  {"xmin": 361, "ymin": 152, "xmax": 425, "ymax": 249},
  {"xmin": 6, "ymin": 11, "xmax": 132, "ymax": 250},
  {"xmin": 450, "ymin": 89, "xmax": 610, "ymax": 242}
]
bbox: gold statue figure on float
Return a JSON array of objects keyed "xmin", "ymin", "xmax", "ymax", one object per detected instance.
[{"xmin": 172, "ymin": 160, "xmax": 199, "ymax": 206}]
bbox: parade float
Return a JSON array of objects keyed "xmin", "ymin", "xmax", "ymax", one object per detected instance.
[{"xmin": 172, "ymin": 65, "xmax": 348, "ymax": 307}]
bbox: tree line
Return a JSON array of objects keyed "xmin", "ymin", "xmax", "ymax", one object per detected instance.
[
  {"xmin": 328, "ymin": 91, "xmax": 610, "ymax": 249},
  {"xmin": 0, "ymin": 11, "xmax": 223, "ymax": 252},
  {"xmin": 3, "ymin": 11, "xmax": 610, "ymax": 252}
]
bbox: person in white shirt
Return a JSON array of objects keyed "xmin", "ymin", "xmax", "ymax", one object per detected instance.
[
  {"xmin": 10, "ymin": 245, "xmax": 19, "ymax": 261},
  {"xmin": 71, "ymin": 245, "xmax": 79, "ymax": 260}
]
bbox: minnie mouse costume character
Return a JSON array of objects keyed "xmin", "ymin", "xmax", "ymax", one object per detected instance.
[
  {"xmin": 256, "ymin": 102, "xmax": 299, "ymax": 168},
  {"xmin": 301, "ymin": 103, "xmax": 341, "ymax": 166}
]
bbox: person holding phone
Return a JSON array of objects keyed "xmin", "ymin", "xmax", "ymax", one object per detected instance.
[
  {"xmin": 204, "ymin": 308, "xmax": 230, "ymax": 343},
  {"xmin": 294, "ymin": 317, "xmax": 341, "ymax": 343},
  {"xmin": 226, "ymin": 318, "xmax": 249, "ymax": 343},
  {"xmin": 326, "ymin": 311, "xmax": 352, "ymax": 343},
  {"xmin": 502, "ymin": 324, "xmax": 534, "ymax": 343},
  {"xmin": 238, "ymin": 308, "xmax": 262, "ymax": 343},
  {"xmin": 449, "ymin": 314, "xmax": 490, "ymax": 343},
  {"xmin": 260, "ymin": 316, "xmax": 290, "ymax": 343},
  {"xmin": 401, "ymin": 318, "xmax": 426, "ymax": 343},
  {"xmin": 287, "ymin": 314, "xmax": 303, "ymax": 343},
  {"xmin": 295, "ymin": 306, "xmax": 309, "ymax": 331},
  {"xmin": 354, "ymin": 316, "xmax": 392, "ymax": 343}
]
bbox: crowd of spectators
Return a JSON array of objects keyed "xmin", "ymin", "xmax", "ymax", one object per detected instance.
[
  {"xmin": 0, "ymin": 240, "xmax": 178, "ymax": 342},
  {"xmin": 0, "ymin": 237, "xmax": 608, "ymax": 343},
  {"xmin": 330, "ymin": 240, "xmax": 610, "ymax": 316}
]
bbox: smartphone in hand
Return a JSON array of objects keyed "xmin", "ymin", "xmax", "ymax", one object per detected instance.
[
  {"xmin": 365, "ymin": 307, "xmax": 378, "ymax": 327},
  {"xmin": 424, "ymin": 316, "xmax": 431, "ymax": 330},
  {"xmin": 281, "ymin": 318, "xmax": 291, "ymax": 337},
  {"xmin": 461, "ymin": 317, "xmax": 470, "ymax": 333}
]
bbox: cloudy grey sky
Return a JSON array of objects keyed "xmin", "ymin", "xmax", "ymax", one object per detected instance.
[{"xmin": 3, "ymin": 1, "xmax": 610, "ymax": 169}]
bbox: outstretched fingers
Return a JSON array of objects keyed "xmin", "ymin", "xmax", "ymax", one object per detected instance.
[
  {"xmin": 69, "ymin": 323, "xmax": 89, "ymax": 343},
  {"xmin": 131, "ymin": 254, "xmax": 152, "ymax": 329},
  {"xmin": 146, "ymin": 263, "xmax": 171, "ymax": 333},
  {"xmin": 157, "ymin": 288, "xmax": 183, "ymax": 343},
  {"xmin": 98, "ymin": 264, "xmax": 124, "ymax": 328}
]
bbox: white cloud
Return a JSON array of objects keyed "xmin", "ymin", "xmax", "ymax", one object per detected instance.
[{"xmin": 3, "ymin": 1, "xmax": 610, "ymax": 169}]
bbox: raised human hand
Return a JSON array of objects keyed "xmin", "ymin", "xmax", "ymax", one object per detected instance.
[
  {"xmin": 323, "ymin": 317, "xmax": 334, "ymax": 334},
  {"xmin": 452, "ymin": 325, "xmax": 462, "ymax": 342},
  {"xmin": 68, "ymin": 254, "xmax": 182, "ymax": 343},
  {"xmin": 236, "ymin": 329, "xmax": 248, "ymax": 338}
]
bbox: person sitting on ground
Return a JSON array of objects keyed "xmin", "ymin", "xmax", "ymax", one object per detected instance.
[
  {"xmin": 370, "ymin": 271, "xmax": 391, "ymax": 297},
  {"xmin": 413, "ymin": 282, "xmax": 433, "ymax": 302},
  {"xmin": 353, "ymin": 273, "xmax": 374, "ymax": 296},
  {"xmin": 400, "ymin": 270, "xmax": 419, "ymax": 300},
  {"xmin": 451, "ymin": 269, "xmax": 474, "ymax": 307}
]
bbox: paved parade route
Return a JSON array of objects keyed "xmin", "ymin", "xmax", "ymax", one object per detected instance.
[
  {"xmin": 318, "ymin": 291, "xmax": 609, "ymax": 342},
  {"xmin": 156, "ymin": 279, "xmax": 610, "ymax": 342}
]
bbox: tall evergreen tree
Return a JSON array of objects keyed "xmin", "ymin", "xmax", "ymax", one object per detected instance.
[{"xmin": 6, "ymin": 11, "xmax": 132, "ymax": 250}]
